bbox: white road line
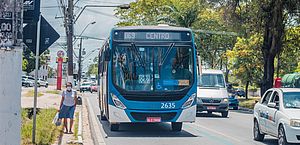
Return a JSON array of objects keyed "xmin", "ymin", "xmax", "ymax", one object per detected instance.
[{"xmin": 191, "ymin": 122, "xmax": 243, "ymax": 143}]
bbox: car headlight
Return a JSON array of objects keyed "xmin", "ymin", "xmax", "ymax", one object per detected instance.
[
  {"xmin": 290, "ymin": 119, "xmax": 300, "ymax": 127},
  {"xmin": 182, "ymin": 93, "xmax": 196, "ymax": 109},
  {"xmin": 111, "ymin": 93, "xmax": 126, "ymax": 110},
  {"xmin": 222, "ymin": 98, "xmax": 228, "ymax": 103}
]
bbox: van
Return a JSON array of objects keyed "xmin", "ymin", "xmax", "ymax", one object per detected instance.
[{"xmin": 197, "ymin": 69, "xmax": 229, "ymax": 117}]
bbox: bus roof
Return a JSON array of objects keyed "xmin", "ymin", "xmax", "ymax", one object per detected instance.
[{"xmin": 112, "ymin": 25, "xmax": 192, "ymax": 32}]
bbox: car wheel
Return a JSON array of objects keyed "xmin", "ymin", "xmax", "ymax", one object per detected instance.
[
  {"xmin": 278, "ymin": 125, "xmax": 290, "ymax": 145},
  {"xmin": 253, "ymin": 119, "xmax": 265, "ymax": 141},
  {"xmin": 221, "ymin": 111, "xmax": 228, "ymax": 117},
  {"xmin": 171, "ymin": 122, "xmax": 182, "ymax": 131},
  {"xmin": 110, "ymin": 123, "xmax": 119, "ymax": 131},
  {"xmin": 45, "ymin": 85, "xmax": 48, "ymax": 88}
]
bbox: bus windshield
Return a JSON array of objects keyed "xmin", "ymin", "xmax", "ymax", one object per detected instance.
[
  {"xmin": 112, "ymin": 44, "xmax": 194, "ymax": 92},
  {"xmin": 198, "ymin": 74, "xmax": 225, "ymax": 88}
]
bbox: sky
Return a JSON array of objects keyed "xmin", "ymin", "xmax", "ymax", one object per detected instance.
[{"xmin": 40, "ymin": 0, "xmax": 135, "ymax": 71}]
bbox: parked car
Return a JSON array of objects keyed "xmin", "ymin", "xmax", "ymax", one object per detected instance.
[
  {"xmin": 37, "ymin": 78, "xmax": 48, "ymax": 88},
  {"xmin": 235, "ymin": 88, "xmax": 246, "ymax": 97},
  {"xmin": 80, "ymin": 83, "xmax": 91, "ymax": 93},
  {"xmin": 90, "ymin": 83, "xmax": 97, "ymax": 93},
  {"xmin": 22, "ymin": 78, "xmax": 33, "ymax": 87},
  {"xmin": 228, "ymin": 93, "xmax": 239, "ymax": 110},
  {"xmin": 253, "ymin": 88, "xmax": 300, "ymax": 145}
]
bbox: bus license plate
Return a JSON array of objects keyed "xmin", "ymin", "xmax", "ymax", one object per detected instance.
[
  {"xmin": 147, "ymin": 117, "xmax": 161, "ymax": 122},
  {"xmin": 207, "ymin": 106, "xmax": 216, "ymax": 110}
]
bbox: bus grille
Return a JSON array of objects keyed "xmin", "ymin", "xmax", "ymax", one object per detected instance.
[
  {"xmin": 122, "ymin": 94, "xmax": 184, "ymax": 101},
  {"xmin": 202, "ymin": 98, "xmax": 221, "ymax": 103},
  {"xmin": 130, "ymin": 112, "xmax": 177, "ymax": 121}
]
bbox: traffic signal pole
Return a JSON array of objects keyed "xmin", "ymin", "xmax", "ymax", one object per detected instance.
[{"xmin": 0, "ymin": 0, "xmax": 22, "ymax": 144}]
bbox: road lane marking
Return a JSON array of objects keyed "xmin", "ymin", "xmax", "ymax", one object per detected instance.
[
  {"xmin": 185, "ymin": 124, "xmax": 234, "ymax": 145},
  {"xmin": 191, "ymin": 122, "xmax": 243, "ymax": 144}
]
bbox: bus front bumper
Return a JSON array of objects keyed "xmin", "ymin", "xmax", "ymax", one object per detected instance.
[{"xmin": 108, "ymin": 105, "xmax": 196, "ymax": 123}]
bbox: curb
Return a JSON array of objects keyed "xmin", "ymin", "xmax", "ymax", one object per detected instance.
[
  {"xmin": 85, "ymin": 97, "xmax": 106, "ymax": 145},
  {"xmin": 238, "ymin": 107, "xmax": 254, "ymax": 113},
  {"xmin": 77, "ymin": 106, "xmax": 83, "ymax": 144}
]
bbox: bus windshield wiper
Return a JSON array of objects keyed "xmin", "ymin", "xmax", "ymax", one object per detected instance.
[
  {"xmin": 159, "ymin": 43, "xmax": 175, "ymax": 66},
  {"xmin": 131, "ymin": 43, "xmax": 146, "ymax": 68}
]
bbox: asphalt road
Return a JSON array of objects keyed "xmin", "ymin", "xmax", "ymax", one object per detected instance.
[{"xmin": 85, "ymin": 93, "xmax": 278, "ymax": 145}]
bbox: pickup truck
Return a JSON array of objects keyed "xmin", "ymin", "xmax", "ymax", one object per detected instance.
[{"xmin": 253, "ymin": 88, "xmax": 300, "ymax": 145}]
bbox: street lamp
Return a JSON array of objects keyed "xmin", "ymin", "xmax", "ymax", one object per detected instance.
[
  {"xmin": 76, "ymin": 21, "xmax": 96, "ymax": 90},
  {"xmin": 73, "ymin": 21, "xmax": 96, "ymax": 45}
]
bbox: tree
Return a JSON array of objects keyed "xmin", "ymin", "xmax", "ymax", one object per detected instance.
[
  {"xmin": 115, "ymin": 0, "xmax": 202, "ymax": 27},
  {"xmin": 87, "ymin": 64, "xmax": 97, "ymax": 76},
  {"xmin": 215, "ymin": 0, "xmax": 300, "ymax": 96},
  {"xmin": 259, "ymin": 0, "xmax": 300, "ymax": 95},
  {"xmin": 226, "ymin": 34, "xmax": 263, "ymax": 99},
  {"xmin": 23, "ymin": 47, "xmax": 50, "ymax": 74}
]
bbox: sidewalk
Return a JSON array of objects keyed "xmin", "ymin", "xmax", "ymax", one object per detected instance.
[
  {"xmin": 21, "ymin": 86, "xmax": 61, "ymax": 109},
  {"xmin": 21, "ymin": 87, "xmax": 96, "ymax": 145}
]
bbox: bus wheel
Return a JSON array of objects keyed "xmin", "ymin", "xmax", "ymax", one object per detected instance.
[
  {"xmin": 171, "ymin": 122, "xmax": 182, "ymax": 131},
  {"xmin": 110, "ymin": 123, "xmax": 119, "ymax": 131}
]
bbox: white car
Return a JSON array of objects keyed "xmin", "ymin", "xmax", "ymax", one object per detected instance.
[
  {"xmin": 253, "ymin": 88, "xmax": 300, "ymax": 145},
  {"xmin": 197, "ymin": 69, "xmax": 229, "ymax": 117}
]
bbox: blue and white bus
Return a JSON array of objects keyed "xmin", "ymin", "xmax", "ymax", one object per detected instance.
[{"xmin": 98, "ymin": 25, "xmax": 197, "ymax": 131}]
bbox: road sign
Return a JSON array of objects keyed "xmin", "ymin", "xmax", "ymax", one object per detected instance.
[
  {"xmin": 23, "ymin": 15, "xmax": 60, "ymax": 55},
  {"xmin": 57, "ymin": 50, "xmax": 65, "ymax": 58},
  {"xmin": 23, "ymin": 0, "xmax": 40, "ymax": 23}
]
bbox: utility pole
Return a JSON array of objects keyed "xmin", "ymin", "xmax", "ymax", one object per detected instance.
[
  {"xmin": 67, "ymin": 0, "xmax": 74, "ymax": 84},
  {"xmin": 0, "ymin": 0, "xmax": 22, "ymax": 144},
  {"xmin": 77, "ymin": 37, "xmax": 82, "ymax": 90}
]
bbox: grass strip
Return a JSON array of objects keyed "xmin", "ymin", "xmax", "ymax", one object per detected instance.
[
  {"xmin": 21, "ymin": 108, "xmax": 62, "ymax": 145},
  {"xmin": 24, "ymin": 90, "xmax": 44, "ymax": 97},
  {"xmin": 238, "ymin": 97, "xmax": 261, "ymax": 109}
]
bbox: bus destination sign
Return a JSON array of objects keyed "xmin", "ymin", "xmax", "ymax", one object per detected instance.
[{"xmin": 114, "ymin": 31, "xmax": 191, "ymax": 41}]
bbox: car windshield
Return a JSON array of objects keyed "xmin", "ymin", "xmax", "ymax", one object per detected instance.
[
  {"xmin": 283, "ymin": 92, "xmax": 300, "ymax": 109},
  {"xmin": 112, "ymin": 45, "xmax": 194, "ymax": 92},
  {"xmin": 198, "ymin": 73, "xmax": 225, "ymax": 88},
  {"xmin": 82, "ymin": 84, "xmax": 90, "ymax": 86}
]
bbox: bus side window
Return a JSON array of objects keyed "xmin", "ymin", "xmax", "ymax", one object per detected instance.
[{"xmin": 99, "ymin": 49, "xmax": 104, "ymax": 76}]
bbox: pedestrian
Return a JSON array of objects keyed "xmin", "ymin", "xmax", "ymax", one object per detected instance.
[{"xmin": 58, "ymin": 82, "xmax": 77, "ymax": 134}]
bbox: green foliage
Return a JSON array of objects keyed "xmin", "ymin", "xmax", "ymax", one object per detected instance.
[
  {"xmin": 87, "ymin": 64, "xmax": 98, "ymax": 76},
  {"xmin": 21, "ymin": 109, "xmax": 62, "ymax": 145},
  {"xmin": 23, "ymin": 47, "xmax": 50, "ymax": 74},
  {"xmin": 226, "ymin": 34, "xmax": 263, "ymax": 85},
  {"xmin": 280, "ymin": 26, "xmax": 300, "ymax": 75},
  {"xmin": 115, "ymin": 0, "xmax": 201, "ymax": 27},
  {"xmin": 296, "ymin": 62, "xmax": 300, "ymax": 73}
]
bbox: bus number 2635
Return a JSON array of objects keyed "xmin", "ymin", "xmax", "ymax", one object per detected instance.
[{"xmin": 161, "ymin": 103, "xmax": 175, "ymax": 109}]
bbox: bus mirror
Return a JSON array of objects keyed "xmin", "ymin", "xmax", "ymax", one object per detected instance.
[{"xmin": 104, "ymin": 50, "xmax": 111, "ymax": 61}]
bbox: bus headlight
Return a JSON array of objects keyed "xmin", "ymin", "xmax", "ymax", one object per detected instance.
[
  {"xmin": 182, "ymin": 93, "xmax": 196, "ymax": 109},
  {"xmin": 290, "ymin": 119, "xmax": 300, "ymax": 127},
  {"xmin": 111, "ymin": 93, "xmax": 126, "ymax": 110}
]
